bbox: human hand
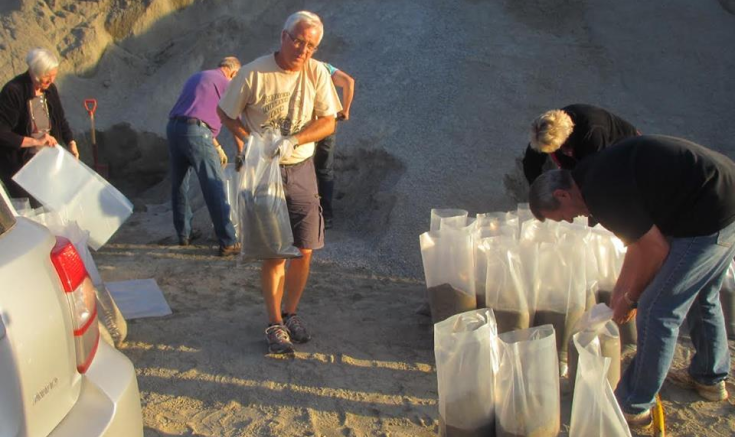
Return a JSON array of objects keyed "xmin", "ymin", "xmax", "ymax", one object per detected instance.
[
  {"xmin": 611, "ymin": 291, "xmax": 637, "ymax": 325},
  {"xmin": 216, "ymin": 145, "xmax": 228, "ymax": 167},
  {"xmin": 337, "ymin": 111, "xmax": 349, "ymax": 121},
  {"xmin": 68, "ymin": 140, "xmax": 80, "ymax": 159},
  {"xmin": 39, "ymin": 133, "xmax": 58, "ymax": 147},
  {"xmin": 235, "ymin": 153, "xmax": 245, "ymax": 172},
  {"xmin": 273, "ymin": 136, "xmax": 298, "ymax": 160}
]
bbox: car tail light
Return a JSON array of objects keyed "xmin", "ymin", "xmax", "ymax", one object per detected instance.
[{"xmin": 50, "ymin": 237, "xmax": 100, "ymax": 373}]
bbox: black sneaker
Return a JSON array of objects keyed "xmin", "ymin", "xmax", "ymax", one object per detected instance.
[
  {"xmin": 265, "ymin": 324, "xmax": 294, "ymax": 354},
  {"xmin": 219, "ymin": 242, "xmax": 241, "ymax": 257},
  {"xmin": 284, "ymin": 314, "xmax": 311, "ymax": 343},
  {"xmin": 179, "ymin": 229, "xmax": 202, "ymax": 246}
]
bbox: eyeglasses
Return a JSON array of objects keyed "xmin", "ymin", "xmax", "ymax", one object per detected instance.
[{"xmin": 286, "ymin": 32, "xmax": 319, "ymax": 53}]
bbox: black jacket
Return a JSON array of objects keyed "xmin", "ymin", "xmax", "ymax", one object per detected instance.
[
  {"xmin": 522, "ymin": 104, "xmax": 638, "ymax": 184},
  {"xmin": 0, "ymin": 71, "xmax": 74, "ymax": 195}
]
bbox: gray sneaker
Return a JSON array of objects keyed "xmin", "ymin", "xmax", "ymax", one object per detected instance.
[
  {"xmin": 284, "ymin": 314, "xmax": 311, "ymax": 343},
  {"xmin": 265, "ymin": 324, "xmax": 294, "ymax": 354}
]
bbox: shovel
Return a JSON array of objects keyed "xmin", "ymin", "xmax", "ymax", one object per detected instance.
[{"xmin": 84, "ymin": 98, "xmax": 110, "ymax": 179}]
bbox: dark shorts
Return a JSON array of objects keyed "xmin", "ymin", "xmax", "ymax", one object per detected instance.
[{"xmin": 281, "ymin": 158, "xmax": 324, "ymax": 249}]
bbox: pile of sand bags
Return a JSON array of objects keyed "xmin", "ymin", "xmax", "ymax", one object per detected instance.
[
  {"xmin": 434, "ymin": 305, "xmax": 631, "ymax": 436},
  {"xmin": 420, "ymin": 205, "xmax": 630, "ymax": 376}
]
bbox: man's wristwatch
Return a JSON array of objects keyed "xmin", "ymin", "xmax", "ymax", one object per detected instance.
[{"xmin": 623, "ymin": 292, "xmax": 638, "ymax": 309}]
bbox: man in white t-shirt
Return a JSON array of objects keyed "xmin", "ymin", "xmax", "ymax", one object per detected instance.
[{"xmin": 217, "ymin": 10, "xmax": 341, "ymax": 355}]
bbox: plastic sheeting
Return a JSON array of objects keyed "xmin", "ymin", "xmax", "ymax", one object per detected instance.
[{"xmin": 13, "ymin": 146, "xmax": 132, "ymax": 250}]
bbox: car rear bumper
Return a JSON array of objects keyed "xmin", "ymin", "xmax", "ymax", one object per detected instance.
[{"xmin": 49, "ymin": 340, "xmax": 143, "ymax": 437}]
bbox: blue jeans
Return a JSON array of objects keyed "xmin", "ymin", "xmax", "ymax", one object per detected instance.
[
  {"xmin": 167, "ymin": 119, "xmax": 236, "ymax": 247},
  {"xmin": 615, "ymin": 220, "xmax": 735, "ymax": 414},
  {"xmin": 314, "ymin": 133, "xmax": 336, "ymax": 219}
]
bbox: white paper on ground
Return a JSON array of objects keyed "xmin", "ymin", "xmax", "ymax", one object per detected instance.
[
  {"xmin": 12, "ymin": 146, "xmax": 133, "ymax": 250},
  {"xmin": 105, "ymin": 278, "xmax": 172, "ymax": 319}
]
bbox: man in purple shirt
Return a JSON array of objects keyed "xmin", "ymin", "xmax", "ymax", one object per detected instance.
[{"xmin": 167, "ymin": 56, "xmax": 241, "ymax": 255}]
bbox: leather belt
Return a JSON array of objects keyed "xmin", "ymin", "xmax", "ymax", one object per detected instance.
[{"xmin": 171, "ymin": 116, "xmax": 211, "ymax": 131}]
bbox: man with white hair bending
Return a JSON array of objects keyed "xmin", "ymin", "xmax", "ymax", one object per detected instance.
[
  {"xmin": 522, "ymin": 103, "xmax": 638, "ymax": 184},
  {"xmin": 218, "ymin": 11, "xmax": 341, "ymax": 354},
  {"xmin": 0, "ymin": 48, "xmax": 79, "ymax": 205}
]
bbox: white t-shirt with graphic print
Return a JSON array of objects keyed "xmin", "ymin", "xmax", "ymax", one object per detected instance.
[{"xmin": 218, "ymin": 54, "xmax": 342, "ymax": 165}]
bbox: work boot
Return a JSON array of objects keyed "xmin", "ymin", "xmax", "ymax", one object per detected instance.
[
  {"xmin": 667, "ymin": 369, "xmax": 729, "ymax": 401},
  {"xmin": 283, "ymin": 313, "xmax": 311, "ymax": 343},
  {"xmin": 623, "ymin": 410, "xmax": 653, "ymax": 433},
  {"xmin": 179, "ymin": 229, "xmax": 202, "ymax": 246},
  {"xmin": 265, "ymin": 324, "xmax": 295, "ymax": 355},
  {"xmin": 219, "ymin": 242, "xmax": 241, "ymax": 257}
]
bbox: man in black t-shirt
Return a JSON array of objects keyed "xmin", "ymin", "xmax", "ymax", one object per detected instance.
[
  {"xmin": 528, "ymin": 135, "xmax": 735, "ymax": 429},
  {"xmin": 522, "ymin": 104, "xmax": 639, "ymax": 184}
]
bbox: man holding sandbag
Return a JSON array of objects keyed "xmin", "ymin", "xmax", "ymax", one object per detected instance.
[
  {"xmin": 527, "ymin": 135, "xmax": 734, "ymax": 430},
  {"xmin": 217, "ymin": 11, "xmax": 341, "ymax": 355}
]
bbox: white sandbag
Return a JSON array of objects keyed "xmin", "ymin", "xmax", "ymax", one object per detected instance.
[
  {"xmin": 567, "ymin": 304, "xmax": 621, "ymax": 393},
  {"xmin": 430, "ymin": 208, "xmax": 468, "ymax": 231},
  {"xmin": 589, "ymin": 226, "xmax": 636, "ymax": 348},
  {"xmin": 13, "ymin": 146, "xmax": 133, "ymax": 250},
  {"xmin": 475, "ymin": 211, "xmax": 519, "ymax": 234},
  {"xmin": 420, "ymin": 229, "xmax": 476, "ymax": 323},
  {"xmin": 237, "ymin": 131, "xmax": 300, "ymax": 260},
  {"xmin": 495, "ymin": 324, "xmax": 560, "ymax": 437},
  {"xmin": 484, "ymin": 236, "xmax": 532, "ymax": 334},
  {"xmin": 435, "ymin": 309, "xmax": 498, "ymax": 436},
  {"xmin": 569, "ymin": 332, "xmax": 631, "ymax": 437},
  {"xmin": 533, "ymin": 232, "xmax": 588, "ymax": 376}
]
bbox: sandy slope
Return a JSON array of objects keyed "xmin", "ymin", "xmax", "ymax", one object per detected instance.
[{"xmin": 3, "ymin": 0, "xmax": 735, "ymax": 278}]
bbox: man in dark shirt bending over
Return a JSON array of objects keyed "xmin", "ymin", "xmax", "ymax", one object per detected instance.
[
  {"xmin": 522, "ymin": 103, "xmax": 639, "ymax": 184},
  {"xmin": 528, "ymin": 135, "xmax": 734, "ymax": 430}
]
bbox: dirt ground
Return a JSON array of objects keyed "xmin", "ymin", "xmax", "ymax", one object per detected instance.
[{"xmin": 95, "ymin": 208, "xmax": 735, "ymax": 437}]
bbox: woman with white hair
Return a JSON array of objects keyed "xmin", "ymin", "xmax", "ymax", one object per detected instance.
[
  {"xmin": 522, "ymin": 103, "xmax": 639, "ymax": 184},
  {"xmin": 0, "ymin": 47, "xmax": 78, "ymax": 205}
]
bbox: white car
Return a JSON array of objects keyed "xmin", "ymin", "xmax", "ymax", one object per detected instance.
[{"xmin": 0, "ymin": 196, "xmax": 143, "ymax": 436}]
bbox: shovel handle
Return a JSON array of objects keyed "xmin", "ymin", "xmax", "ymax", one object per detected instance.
[{"xmin": 84, "ymin": 99, "xmax": 97, "ymax": 115}]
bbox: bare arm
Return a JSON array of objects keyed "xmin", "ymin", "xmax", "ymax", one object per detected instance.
[
  {"xmin": 611, "ymin": 225, "xmax": 670, "ymax": 324},
  {"xmin": 217, "ymin": 106, "xmax": 249, "ymax": 154},
  {"xmin": 293, "ymin": 116, "xmax": 336, "ymax": 145},
  {"xmin": 331, "ymin": 70, "xmax": 355, "ymax": 120}
]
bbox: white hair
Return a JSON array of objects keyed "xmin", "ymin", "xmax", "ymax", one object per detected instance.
[
  {"xmin": 218, "ymin": 56, "xmax": 241, "ymax": 70},
  {"xmin": 26, "ymin": 48, "xmax": 59, "ymax": 78},
  {"xmin": 283, "ymin": 11, "xmax": 324, "ymax": 44}
]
